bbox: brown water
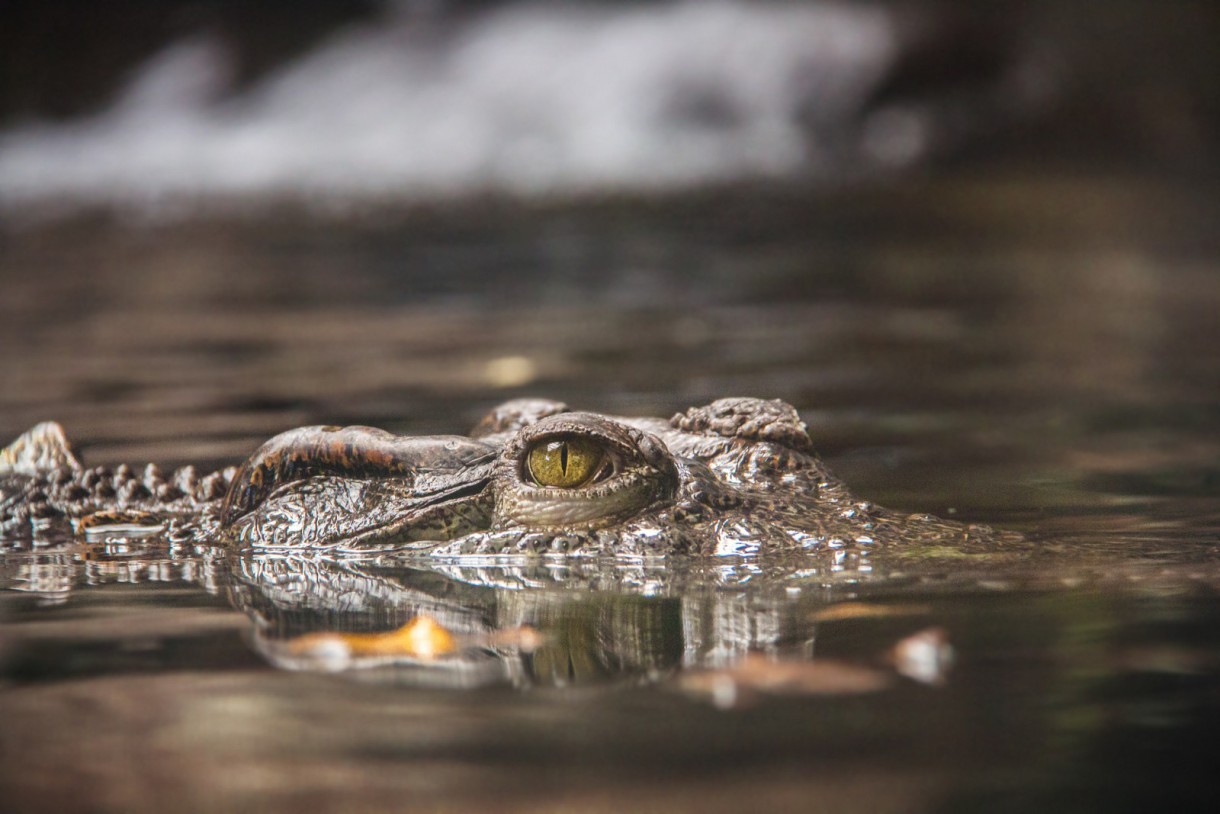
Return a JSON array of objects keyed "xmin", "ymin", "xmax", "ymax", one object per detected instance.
[{"xmin": 2, "ymin": 165, "xmax": 1220, "ymax": 813}]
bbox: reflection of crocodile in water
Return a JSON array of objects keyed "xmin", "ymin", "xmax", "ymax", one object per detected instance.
[{"xmin": 1, "ymin": 398, "xmax": 1018, "ymax": 556}]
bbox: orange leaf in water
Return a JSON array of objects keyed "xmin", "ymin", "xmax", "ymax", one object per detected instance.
[{"xmin": 287, "ymin": 616, "xmax": 457, "ymax": 659}]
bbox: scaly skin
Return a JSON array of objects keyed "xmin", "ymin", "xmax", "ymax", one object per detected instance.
[
  {"xmin": 0, "ymin": 420, "xmax": 234, "ymax": 540},
  {"xmin": 0, "ymin": 399, "xmax": 1021, "ymax": 556}
]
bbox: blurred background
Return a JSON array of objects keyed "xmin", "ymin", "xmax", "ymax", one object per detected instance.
[
  {"xmin": 2, "ymin": 1, "xmax": 1218, "ymax": 206},
  {"xmin": 4, "ymin": 6, "xmax": 1220, "ymax": 813},
  {"xmin": 1, "ymin": 0, "xmax": 1219, "ymax": 535}
]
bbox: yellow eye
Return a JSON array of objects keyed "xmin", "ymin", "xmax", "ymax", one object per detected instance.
[{"xmin": 526, "ymin": 437, "xmax": 607, "ymax": 488}]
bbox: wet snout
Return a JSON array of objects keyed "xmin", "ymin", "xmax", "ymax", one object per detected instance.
[{"xmin": 221, "ymin": 426, "xmax": 498, "ymax": 546}]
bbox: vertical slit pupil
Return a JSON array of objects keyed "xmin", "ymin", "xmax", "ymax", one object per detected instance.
[{"xmin": 560, "ymin": 442, "xmax": 568, "ymax": 474}]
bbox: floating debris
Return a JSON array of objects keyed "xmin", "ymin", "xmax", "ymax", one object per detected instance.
[
  {"xmin": 680, "ymin": 622, "xmax": 955, "ymax": 707},
  {"xmin": 679, "ymin": 653, "xmax": 893, "ymax": 709},
  {"xmin": 484, "ymin": 624, "xmax": 546, "ymax": 652},
  {"xmin": 810, "ymin": 601, "xmax": 931, "ymax": 623},
  {"xmin": 890, "ymin": 627, "xmax": 953, "ymax": 686}
]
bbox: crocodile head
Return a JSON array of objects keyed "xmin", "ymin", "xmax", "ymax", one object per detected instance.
[
  {"xmin": 221, "ymin": 397, "xmax": 954, "ymax": 556},
  {"xmin": 4, "ymin": 398, "xmax": 1013, "ymax": 555}
]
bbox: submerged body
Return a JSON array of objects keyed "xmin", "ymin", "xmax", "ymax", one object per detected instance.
[{"xmin": 0, "ymin": 398, "xmax": 1015, "ymax": 555}]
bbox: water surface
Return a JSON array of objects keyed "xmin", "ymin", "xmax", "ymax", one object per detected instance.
[{"xmin": 2, "ymin": 166, "xmax": 1219, "ymax": 812}]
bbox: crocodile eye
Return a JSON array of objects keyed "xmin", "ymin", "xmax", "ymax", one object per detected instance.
[{"xmin": 525, "ymin": 436, "xmax": 610, "ymax": 489}]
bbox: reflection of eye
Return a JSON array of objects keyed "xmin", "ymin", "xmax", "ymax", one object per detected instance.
[{"xmin": 525, "ymin": 436, "xmax": 612, "ymax": 489}]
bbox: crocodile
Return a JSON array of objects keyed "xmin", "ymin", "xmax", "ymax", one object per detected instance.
[{"xmin": 0, "ymin": 397, "xmax": 1017, "ymax": 556}]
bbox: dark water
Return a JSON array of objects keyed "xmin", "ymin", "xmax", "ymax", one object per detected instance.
[{"xmin": 3, "ymin": 166, "xmax": 1220, "ymax": 812}]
